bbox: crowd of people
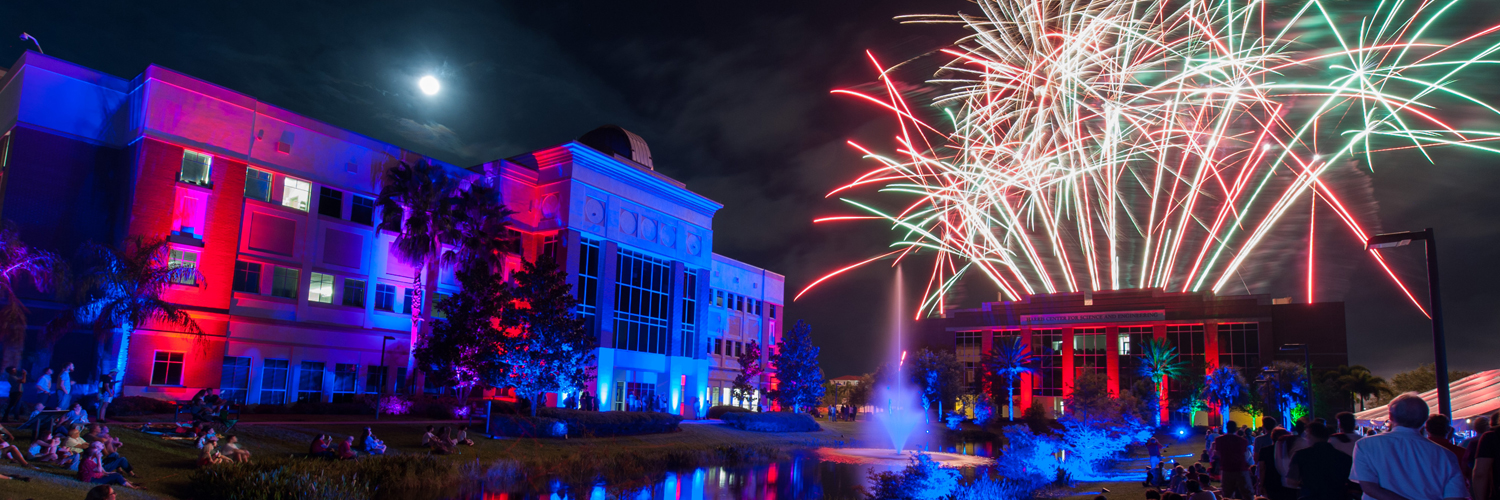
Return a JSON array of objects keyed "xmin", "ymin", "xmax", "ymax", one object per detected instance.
[
  {"xmin": 1139, "ymin": 392, "xmax": 1499, "ymax": 500},
  {"xmin": 0, "ymin": 400, "xmax": 143, "ymax": 489},
  {"xmin": 826, "ymin": 404, "xmax": 859, "ymax": 422}
]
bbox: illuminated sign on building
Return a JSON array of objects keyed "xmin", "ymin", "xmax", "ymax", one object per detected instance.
[{"xmin": 1020, "ymin": 310, "xmax": 1165, "ymax": 325}]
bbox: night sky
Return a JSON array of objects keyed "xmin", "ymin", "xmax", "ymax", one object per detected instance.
[{"xmin": 4, "ymin": 1, "xmax": 1497, "ymax": 381}]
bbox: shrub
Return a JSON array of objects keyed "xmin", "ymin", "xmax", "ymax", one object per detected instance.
[
  {"xmin": 378, "ymin": 395, "xmax": 412, "ymax": 416},
  {"xmin": 720, "ymin": 411, "xmax": 820, "ymax": 432},
  {"xmin": 105, "ymin": 396, "xmax": 176, "ymax": 416},
  {"xmin": 487, "ymin": 414, "xmax": 567, "ymax": 438},
  {"xmin": 289, "ymin": 400, "xmax": 373, "ymax": 415},
  {"xmin": 191, "ymin": 454, "xmax": 455, "ymax": 500},
  {"xmin": 539, "ymin": 408, "xmax": 682, "ymax": 437},
  {"xmin": 866, "ymin": 453, "xmax": 961, "ymax": 500},
  {"xmin": 707, "ymin": 405, "xmax": 750, "ymax": 419}
]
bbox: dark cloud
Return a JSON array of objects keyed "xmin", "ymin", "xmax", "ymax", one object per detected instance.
[{"xmin": 4, "ymin": 0, "xmax": 1497, "ymax": 380}]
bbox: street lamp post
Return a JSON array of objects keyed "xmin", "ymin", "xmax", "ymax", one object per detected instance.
[
  {"xmin": 1280, "ymin": 344, "xmax": 1311, "ymax": 415},
  {"xmin": 1366, "ymin": 228, "xmax": 1451, "ymax": 418},
  {"xmin": 376, "ymin": 335, "xmax": 395, "ymax": 420}
]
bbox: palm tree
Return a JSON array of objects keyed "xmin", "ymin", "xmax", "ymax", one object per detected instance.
[
  {"xmin": 0, "ymin": 223, "xmax": 62, "ymax": 370},
  {"xmin": 1260, "ymin": 360, "xmax": 1309, "ymax": 426},
  {"xmin": 49, "ymin": 236, "xmax": 203, "ymax": 378},
  {"xmin": 1322, "ymin": 365, "xmax": 1392, "ymax": 411},
  {"xmin": 982, "ymin": 336, "xmax": 1034, "ymax": 421},
  {"xmin": 1138, "ymin": 337, "xmax": 1185, "ymax": 426},
  {"xmin": 1204, "ymin": 366, "xmax": 1248, "ymax": 432},
  {"xmin": 376, "ymin": 160, "xmax": 513, "ymax": 392}
]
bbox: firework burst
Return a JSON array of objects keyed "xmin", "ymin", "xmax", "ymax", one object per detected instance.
[{"xmin": 804, "ymin": 0, "xmax": 1500, "ymax": 316}]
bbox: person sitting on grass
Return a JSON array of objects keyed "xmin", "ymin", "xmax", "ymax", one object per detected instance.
[
  {"xmin": 85, "ymin": 424, "xmax": 124, "ymax": 451},
  {"xmin": 359, "ymin": 428, "xmax": 387, "ymax": 455},
  {"xmin": 309, "ymin": 434, "xmax": 336, "ymax": 459},
  {"xmin": 27, "ymin": 433, "xmax": 66, "ymax": 465},
  {"xmin": 63, "ymin": 403, "xmax": 89, "ymax": 427},
  {"xmin": 1146, "ymin": 488, "xmax": 1162, "ymax": 500},
  {"xmin": 79, "ymin": 442, "xmax": 143, "ymax": 489},
  {"xmin": 420, "ymin": 425, "xmax": 437, "ymax": 447},
  {"xmin": 336, "ymin": 436, "xmax": 357, "ymax": 460},
  {"xmin": 1, "ymin": 433, "xmax": 32, "ymax": 467},
  {"xmin": 84, "ymin": 485, "xmax": 115, "ymax": 500},
  {"xmin": 220, "ymin": 435, "xmax": 250, "ymax": 463},
  {"xmin": 198, "ymin": 437, "xmax": 229, "ymax": 468},
  {"xmin": 427, "ymin": 428, "xmax": 455, "ymax": 455},
  {"xmin": 63, "ymin": 426, "xmax": 88, "ymax": 455},
  {"xmin": 455, "ymin": 424, "xmax": 475, "ymax": 446},
  {"xmin": 1184, "ymin": 479, "xmax": 1216, "ymax": 500},
  {"xmin": 194, "ymin": 424, "xmax": 218, "ymax": 450}
]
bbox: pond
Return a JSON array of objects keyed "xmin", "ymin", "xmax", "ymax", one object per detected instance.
[{"xmin": 450, "ymin": 441, "xmax": 998, "ymax": 500}]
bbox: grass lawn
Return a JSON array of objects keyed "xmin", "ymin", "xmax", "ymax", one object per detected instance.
[{"xmin": 2, "ymin": 414, "xmax": 883, "ymax": 500}]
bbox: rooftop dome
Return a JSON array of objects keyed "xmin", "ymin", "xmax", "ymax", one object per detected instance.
[{"xmin": 578, "ymin": 125, "xmax": 654, "ymax": 170}]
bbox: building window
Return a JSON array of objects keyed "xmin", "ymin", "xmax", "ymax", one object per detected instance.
[
  {"xmin": 736, "ymin": 295, "xmax": 744, "ymax": 312},
  {"xmin": 233, "ymin": 261, "xmax": 262, "ymax": 294},
  {"xmin": 576, "ymin": 238, "xmax": 601, "ymax": 330},
  {"xmin": 179, "ymin": 150, "xmax": 212, "ymax": 186},
  {"xmin": 342, "ymin": 279, "xmax": 367, "ymax": 308},
  {"xmin": 614, "ymin": 381, "xmax": 657, "ymax": 412},
  {"xmin": 168, "ymin": 249, "xmax": 199, "ymax": 285},
  {"xmin": 1167, "ymin": 324, "xmax": 1206, "ymax": 400},
  {"xmin": 220, "ymin": 356, "xmax": 251, "ymax": 404},
  {"xmin": 1218, "ymin": 323, "xmax": 1260, "ymax": 370},
  {"xmin": 956, "ymin": 331, "xmax": 984, "ymax": 349},
  {"xmin": 755, "ymin": 299, "xmax": 762, "ymax": 315},
  {"xmin": 172, "ymin": 191, "xmax": 208, "ymax": 239},
  {"xmin": 318, "ymin": 187, "xmax": 344, "ymax": 219},
  {"xmin": 297, "ymin": 361, "xmax": 325, "ymax": 403},
  {"xmin": 365, "ymin": 365, "xmax": 387, "ymax": 394},
  {"xmin": 613, "ymin": 248, "xmax": 673, "ymax": 355},
  {"xmin": 770, "ymin": 304, "xmax": 777, "ymax": 319},
  {"xmin": 395, "ymin": 367, "xmax": 408, "ymax": 394},
  {"xmin": 309, "ymin": 272, "xmax": 334, "ymax": 303},
  {"xmin": 282, "ymin": 178, "xmax": 311, "ymax": 211},
  {"xmin": 541, "ymin": 234, "xmax": 559, "ymax": 258},
  {"xmin": 150, "ymin": 351, "xmax": 185, "ymax": 386},
  {"xmin": 1118, "ymin": 326, "xmax": 1152, "ymax": 391},
  {"xmin": 503, "ymin": 228, "xmax": 523, "ymax": 255},
  {"xmin": 272, "ymin": 267, "xmax": 300, "ymax": 299},
  {"xmin": 245, "ymin": 168, "xmax": 272, "ymax": 202},
  {"xmin": 351, "ymin": 195, "xmax": 375, "ymax": 225},
  {"xmin": 1033, "ymin": 329, "xmax": 1063, "ymax": 397},
  {"xmin": 680, "ymin": 269, "xmax": 699, "ymax": 357},
  {"xmin": 432, "ymin": 293, "xmax": 451, "ymax": 319},
  {"xmin": 332, "ymin": 363, "xmax": 358, "ymax": 403},
  {"xmin": 375, "ymin": 284, "xmax": 396, "ymax": 311},
  {"xmin": 1074, "ymin": 327, "xmax": 1108, "ymax": 380},
  {"xmin": 402, "ymin": 289, "xmax": 414, "ymax": 314},
  {"xmin": 260, "ymin": 359, "xmax": 290, "ymax": 405}
]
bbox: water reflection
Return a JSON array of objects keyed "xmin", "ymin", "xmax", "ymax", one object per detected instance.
[{"xmin": 459, "ymin": 441, "xmax": 997, "ymax": 500}]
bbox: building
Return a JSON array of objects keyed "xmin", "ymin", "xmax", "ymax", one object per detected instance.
[
  {"xmin": 915, "ymin": 288, "xmax": 1348, "ymax": 423},
  {"xmin": 0, "ymin": 51, "xmax": 782, "ymax": 417}
]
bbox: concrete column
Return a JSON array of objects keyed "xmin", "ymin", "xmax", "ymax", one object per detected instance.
[
  {"xmin": 1018, "ymin": 328, "xmax": 1034, "ymax": 416},
  {"xmin": 1105, "ymin": 325, "xmax": 1120, "ymax": 397},
  {"xmin": 1062, "ymin": 328, "xmax": 1075, "ymax": 398},
  {"xmin": 1205, "ymin": 322, "xmax": 1220, "ymax": 371},
  {"xmin": 598, "ymin": 241, "xmax": 618, "ymax": 349},
  {"xmin": 1154, "ymin": 324, "xmax": 1168, "ymax": 424},
  {"xmin": 667, "ymin": 261, "xmax": 686, "ymax": 357}
]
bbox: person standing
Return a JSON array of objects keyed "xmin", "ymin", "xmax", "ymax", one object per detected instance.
[
  {"xmin": 1286, "ymin": 421, "xmax": 1355, "ymax": 500},
  {"xmin": 56, "ymin": 364, "xmax": 74, "ymax": 410},
  {"xmin": 1147, "ymin": 437, "xmax": 1165, "ymax": 469},
  {"xmin": 4, "ymin": 367, "xmax": 25, "ymax": 421},
  {"xmin": 96, "ymin": 371, "xmax": 117, "ymax": 423},
  {"xmin": 1216, "ymin": 421, "xmax": 1254, "ymax": 499},
  {"xmin": 1464, "ymin": 416, "xmax": 1491, "ymax": 477},
  {"xmin": 1475, "ymin": 422, "xmax": 1500, "ymax": 500},
  {"xmin": 1331, "ymin": 413, "xmax": 1363, "ymax": 457},
  {"xmin": 1425, "ymin": 414, "xmax": 1469, "ymax": 481},
  {"xmin": 32, "ymin": 368, "xmax": 52, "ymax": 409},
  {"xmin": 1350, "ymin": 393, "xmax": 1467, "ymax": 500}
]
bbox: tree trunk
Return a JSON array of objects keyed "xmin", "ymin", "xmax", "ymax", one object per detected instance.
[
  {"xmin": 1007, "ymin": 383, "xmax": 1015, "ymax": 421},
  {"xmin": 406, "ymin": 258, "xmax": 439, "ymax": 395}
]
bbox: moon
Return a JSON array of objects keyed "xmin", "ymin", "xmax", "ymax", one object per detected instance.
[{"xmin": 418, "ymin": 75, "xmax": 440, "ymax": 95}]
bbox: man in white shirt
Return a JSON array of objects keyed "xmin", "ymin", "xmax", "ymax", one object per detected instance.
[
  {"xmin": 56, "ymin": 364, "xmax": 73, "ymax": 409},
  {"xmin": 1350, "ymin": 392, "xmax": 1467, "ymax": 500}
]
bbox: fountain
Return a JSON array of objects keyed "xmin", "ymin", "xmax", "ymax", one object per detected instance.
[{"xmin": 816, "ymin": 266, "xmax": 993, "ymax": 468}]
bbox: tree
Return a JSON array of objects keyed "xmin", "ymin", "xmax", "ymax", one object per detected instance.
[
  {"xmin": 730, "ymin": 340, "xmax": 763, "ymax": 407},
  {"xmin": 1137, "ymin": 337, "xmax": 1186, "ymax": 426},
  {"xmin": 768, "ymin": 320, "xmax": 824, "ymax": 413},
  {"xmin": 1064, "ymin": 371, "xmax": 1129, "ymax": 424},
  {"xmin": 0, "ymin": 223, "xmax": 62, "ymax": 370},
  {"xmin": 496, "ymin": 258, "xmax": 595, "ymax": 417},
  {"xmin": 848, "ymin": 374, "xmax": 873, "ymax": 408},
  {"xmin": 1259, "ymin": 360, "xmax": 1309, "ymax": 426},
  {"xmin": 1204, "ymin": 367, "xmax": 1247, "ymax": 431},
  {"xmin": 1320, "ymin": 365, "xmax": 1393, "ymax": 411},
  {"xmin": 48, "ymin": 237, "xmax": 203, "ymax": 378},
  {"xmin": 375, "ymin": 160, "xmax": 514, "ymax": 391},
  {"xmin": 1173, "ymin": 369, "xmax": 1209, "ymax": 425},
  {"xmin": 415, "ymin": 266, "xmax": 506, "ymax": 405},
  {"xmin": 909, "ymin": 348, "xmax": 965, "ymax": 419},
  {"xmin": 1373, "ymin": 364, "xmax": 1470, "ymax": 406},
  {"xmin": 983, "ymin": 336, "xmax": 1035, "ymax": 421}
]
